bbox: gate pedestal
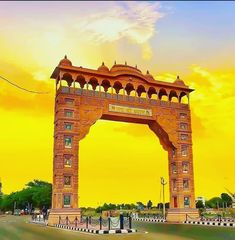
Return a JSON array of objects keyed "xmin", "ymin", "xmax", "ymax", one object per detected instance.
[
  {"xmin": 166, "ymin": 208, "xmax": 199, "ymax": 222},
  {"xmin": 48, "ymin": 208, "xmax": 81, "ymax": 226}
]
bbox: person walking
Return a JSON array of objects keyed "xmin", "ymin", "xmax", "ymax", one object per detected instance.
[{"xmin": 42, "ymin": 206, "xmax": 47, "ymax": 222}]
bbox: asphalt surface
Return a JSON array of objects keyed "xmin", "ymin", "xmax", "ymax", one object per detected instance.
[{"xmin": 0, "ymin": 215, "xmax": 235, "ymax": 240}]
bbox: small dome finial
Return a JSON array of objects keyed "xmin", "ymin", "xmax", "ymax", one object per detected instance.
[
  {"xmin": 114, "ymin": 60, "xmax": 116, "ymax": 65},
  {"xmin": 145, "ymin": 70, "xmax": 153, "ymax": 79},
  {"xmin": 125, "ymin": 61, "xmax": 127, "ymax": 65},
  {"xmin": 135, "ymin": 64, "xmax": 137, "ymax": 68},
  {"xmin": 174, "ymin": 75, "xmax": 185, "ymax": 85},
  {"xmin": 98, "ymin": 62, "xmax": 109, "ymax": 72},
  {"xmin": 59, "ymin": 55, "xmax": 72, "ymax": 66}
]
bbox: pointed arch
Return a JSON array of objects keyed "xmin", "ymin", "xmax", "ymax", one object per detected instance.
[
  {"xmin": 76, "ymin": 75, "xmax": 86, "ymax": 89},
  {"xmin": 88, "ymin": 77, "xmax": 99, "ymax": 90},
  {"xmin": 101, "ymin": 79, "xmax": 111, "ymax": 92},
  {"xmin": 159, "ymin": 88, "xmax": 168, "ymax": 100},
  {"xmin": 179, "ymin": 92, "xmax": 189, "ymax": 104},
  {"xmin": 113, "ymin": 81, "xmax": 123, "ymax": 94},
  {"xmin": 136, "ymin": 85, "xmax": 146, "ymax": 97},
  {"xmin": 169, "ymin": 90, "xmax": 178, "ymax": 103},
  {"xmin": 125, "ymin": 83, "xmax": 135, "ymax": 96},
  {"xmin": 61, "ymin": 73, "xmax": 73, "ymax": 87},
  {"xmin": 147, "ymin": 87, "xmax": 157, "ymax": 98}
]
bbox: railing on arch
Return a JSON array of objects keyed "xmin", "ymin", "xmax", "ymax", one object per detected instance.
[
  {"xmin": 57, "ymin": 86, "xmax": 189, "ymax": 110},
  {"xmin": 58, "ymin": 215, "xmax": 133, "ymax": 230}
]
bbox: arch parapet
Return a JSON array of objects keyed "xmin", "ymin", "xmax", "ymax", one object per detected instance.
[{"xmin": 52, "ymin": 58, "xmax": 193, "ymax": 106}]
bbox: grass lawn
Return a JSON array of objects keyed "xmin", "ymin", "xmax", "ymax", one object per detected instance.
[{"xmin": 0, "ymin": 215, "xmax": 235, "ymax": 240}]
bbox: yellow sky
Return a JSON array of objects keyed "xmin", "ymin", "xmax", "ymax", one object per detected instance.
[{"xmin": 0, "ymin": 1, "xmax": 235, "ymax": 207}]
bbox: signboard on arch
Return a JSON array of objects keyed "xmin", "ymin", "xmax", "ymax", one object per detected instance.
[{"xmin": 109, "ymin": 104, "xmax": 152, "ymax": 117}]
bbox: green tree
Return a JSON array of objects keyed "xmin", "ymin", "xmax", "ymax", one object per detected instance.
[
  {"xmin": 205, "ymin": 197, "xmax": 222, "ymax": 209},
  {"xmin": 136, "ymin": 202, "xmax": 145, "ymax": 210},
  {"xmin": 147, "ymin": 200, "xmax": 153, "ymax": 209},
  {"xmin": 157, "ymin": 202, "xmax": 169, "ymax": 209},
  {"xmin": 196, "ymin": 200, "xmax": 204, "ymax": 209},
  {"xmin": 95, "ymin": 206, "xmax": 102, "ymax": 213},
  {"xmin": 0, "ymin": 179, "xmax": 52, "ymax": 212},
  {"xmin": 31, "ymin": 182, "xmax": 52, "ymax": 208},
  {"xmin": 221, "ymin": 193, "xmax": 232, "ymax": 207},
  {"xmin": 0, "ymin": 193, "xmax": 3, "ymax": 212},
  {"xmin": 130, "ymin": 203, "xmax": 137, "ymax": 210}
]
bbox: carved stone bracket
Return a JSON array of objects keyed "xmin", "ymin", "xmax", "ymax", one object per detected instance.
[
  {"xmin": 148, "ymin": 120, "xmax": 176, "ymax": 152},
  {"xmin": 153, "ymin": 109, "xmax": 179, "ymax": 150},
  {"xmin": 78, "ymin": 106, "xmax": 103, "ymax": 141}
]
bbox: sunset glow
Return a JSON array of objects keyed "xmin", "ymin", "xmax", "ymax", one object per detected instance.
[{"xmin": 0, "ymin": 1, "xmax": 235, "ymax": 207}]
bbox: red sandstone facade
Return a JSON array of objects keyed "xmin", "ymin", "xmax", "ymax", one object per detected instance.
[{"xmin": 48, "ymin": 56, "xmax": 199, "ymax": 224}]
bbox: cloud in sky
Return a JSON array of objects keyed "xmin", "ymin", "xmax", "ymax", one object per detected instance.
[
  {"xmin": 187, "ymin": 65, "xmax": 235, "ymax": 138},
  {"xmin": 189, "ymin": 65, "xmax": 235, "ymax": 104},
  {"xmin": 75, "ymin": 2, "xmax": 164, "ymax": 59},
  {"xmin": 0, "ymin": 61, "xmax": 53, "ymax": 115},
  {"xmin": 1, "ymin": 1, "xmax": 235, "ymax": 202}
]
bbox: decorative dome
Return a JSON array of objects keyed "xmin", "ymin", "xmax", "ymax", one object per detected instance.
[
  {"xmin": 174, "ymin": 75, "xmax": 185, "ymax": 86},
  {"xmin": 98, "ymin": 62, "xmax": 109, "ymax": 72},
  {"xmin": 59, "ymin": 55, "xmax": 72, "ymax": 66},
  {"xmin": 110, "ymin": 62, "xmax": 141, "ymax": 74},
  {"xmin": 145, "ymin": 70, "xmax": 154, "ymax": 80}
]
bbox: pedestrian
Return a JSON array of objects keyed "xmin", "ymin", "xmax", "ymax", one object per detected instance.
[{"xmin": 42, "ymin": 206, "xmax": 47, "ymax": 221}]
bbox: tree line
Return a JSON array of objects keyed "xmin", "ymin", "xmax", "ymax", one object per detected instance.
[
  {"xmin": 83, "ymin": 201, "xmax": 170, "ymax": 213},
  {"xmin": 196, "ymin": 193, "xmax": 233, "ymax": 209},
  {"xmin": 0, "ymin": 179, "xmax": 233, "ymax": 213},
  {"xmin": 0, "ymin": 180, "xmax": 51, "ymax": 212}
]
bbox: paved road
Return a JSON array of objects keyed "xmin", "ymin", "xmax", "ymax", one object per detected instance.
[{"xmin": 0, "ymin": 215, "xmax": 235, "ymax": 240}]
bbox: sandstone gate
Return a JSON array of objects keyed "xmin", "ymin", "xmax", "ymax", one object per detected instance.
[{"xmin": 48, "ymin": 56, "xmax": 199, "ymax": 224}]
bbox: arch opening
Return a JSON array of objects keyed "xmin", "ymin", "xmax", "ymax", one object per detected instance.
[
  {"xmin": 137, "ymin": 85, "xmax": 146, "ymax": 97},
  {"xmin": 89, "ymin": 77, "xmax": 99, "ymax": 91},
  {"xmin": 76, "ymin": 75, "xmax": 86, "ymax": 89},
  {"xmin": 147, "ymin": 87, "xmax": 157, "ymax": 99},
  {"xmin": 159, "ymin": 88, "xmax": 168, "ymax": 101},
  {"xmin": 125, "ymin": 83, "xmax": 135, "ymax": 96},
  {"xmin": 79, "ymin": 120, "xmax": 170, "ymax": 208},
  {"xmin": 101, "ymin": 79, "xmax": 111, "ymax": 92},
  {"xmin": 179, "ymin": 92, "xmax": 189, "ymax": 104},
  {"xmin": 169, "ymin": 90, "xmax": 178, "ymax": 103},
  {"xmin": 113, "ymin": 81, "xmax": 123, "ymax": 94},
  {"xmin": 61, "ymin": 73, "xmax": 73, "ymax": 87}
]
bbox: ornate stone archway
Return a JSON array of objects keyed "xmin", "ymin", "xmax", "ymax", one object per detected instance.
[{"xmin": 48, "ymin": 56, "xmax": 199, "ymax": 225}]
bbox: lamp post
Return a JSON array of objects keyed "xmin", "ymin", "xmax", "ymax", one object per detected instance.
[{"xmin": 160, "ymin": 177, "xmax": 167, "ymax": 220}]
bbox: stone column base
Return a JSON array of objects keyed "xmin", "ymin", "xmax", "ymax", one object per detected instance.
[
  {"xmin": 48, "ymin": 208, "xmax": 81, "ymax": 226},
  {"xmin": 166, "ymin": 208, "xmax": 199, "ymax": 222}
]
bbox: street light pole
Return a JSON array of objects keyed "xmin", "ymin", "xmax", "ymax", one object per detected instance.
[{"xmin": 160, "ymin": 177, "xmax": 167, "ymax": 220}]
